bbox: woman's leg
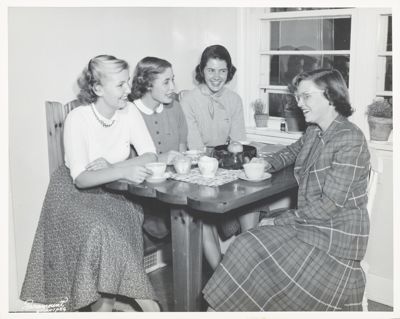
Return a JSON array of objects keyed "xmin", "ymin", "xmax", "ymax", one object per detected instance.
[
  {"xmin": 135, "ymin": 299, "xmax": 161, "ymax": 312},
  {"xmin": 238, "ymin": 211, "xmax": 260, "ymax": 232},
  {"xmin": 203, "ymin": 223, "xmax": 222, "ymax": 270},
  {"xmin": 90, "ymin": 294, "xmax": 116, "ymax": 312}
]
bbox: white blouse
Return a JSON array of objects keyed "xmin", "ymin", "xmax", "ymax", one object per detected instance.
[{"xmin": 64, "ymin": 102, "xmax": 156, "ymax": 180}]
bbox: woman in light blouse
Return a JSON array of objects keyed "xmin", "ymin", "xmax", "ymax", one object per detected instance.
[
  {"xmin": 21, "ymin": 55, "xmax": 161, "ymax": 312},
  {"xmin": 181, "ymin": 45, "xmax": 257, "ymax": 270}
]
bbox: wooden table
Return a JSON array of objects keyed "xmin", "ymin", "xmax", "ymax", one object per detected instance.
[{"xmin": 106, "ymin": 165, "xmax": 297, "ymax": 311}]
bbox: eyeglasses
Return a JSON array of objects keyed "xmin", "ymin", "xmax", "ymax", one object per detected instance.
[{"xmin": 293, "ymin": 90, "xmax": 325, "ymax": 103}]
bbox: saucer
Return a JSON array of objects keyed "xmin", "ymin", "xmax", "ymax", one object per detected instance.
[
  {"xmin": 238, "ymin": 171, "xmax": 271, "ymax": 182},
  {"xmin": 146, "ymin": 172, "xmax": 170, "ymax": 183}
]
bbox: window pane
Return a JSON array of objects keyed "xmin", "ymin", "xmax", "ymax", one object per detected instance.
[
  {"xmin": 387, "ymin": 16, "xmax": 392, "ymax": 51},
  {"xmin": 261, "ymin": 92, "xmax": 304, "ymax": 118},
  {"xmin": 377, "ymin": 56, "xmax": 392, "ymax": 92},
  {"xmin": 269, "ymin": 54, "xmax": 350, "ymax": 86},
  {"xmin": 385, "ymin": 56, "xmax": 392, "ymax": 91},
  {"xmin": 267, "ymin": 92, "xmax": 289, "ymax": 117},
  {"xmin": 269, "ymin": 18, "xmax": 351, "ymax": 50}
]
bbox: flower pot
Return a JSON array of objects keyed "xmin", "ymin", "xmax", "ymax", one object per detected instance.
[
  {"xmin": 368, "ymin": 115, "xmax": 393, "ymax": 141},
  {"xmin": 254, "ymin": 114, "xmax": 268, "ymax": 127},
  {"xmin": 284, "ymin": 109, "xmax": 305, "ymax": 132}
]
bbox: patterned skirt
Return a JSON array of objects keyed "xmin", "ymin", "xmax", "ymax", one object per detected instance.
[
  {"xmin": 203, "ymin": 225, "xmax": 365, "ymax": 311},
  {"xmin": 20, "ymin": 166, "xmax": 156, "ymax": 311}
]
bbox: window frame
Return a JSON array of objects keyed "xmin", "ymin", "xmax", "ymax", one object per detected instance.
[
  {"xmin": 240, "ymin": 7, "xmax": 392, "ymax": 143},
  {"xmin": 256, "ymin": 8, "xmax": 354, "ymax": 124}
]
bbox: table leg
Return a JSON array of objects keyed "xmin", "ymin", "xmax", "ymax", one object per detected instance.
[{"xmin": 170, "ymin": 207, "xmax": 203, "ymax": 311}]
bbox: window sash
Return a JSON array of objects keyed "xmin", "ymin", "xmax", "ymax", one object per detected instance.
[{"xmin": 258, "ymin": 8, "xmax": 354, "ymax": 118}]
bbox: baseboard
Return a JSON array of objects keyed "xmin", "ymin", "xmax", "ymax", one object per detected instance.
[{"xmin": 367, "ymin": 273, "xmax": 393, "ymax": 307}]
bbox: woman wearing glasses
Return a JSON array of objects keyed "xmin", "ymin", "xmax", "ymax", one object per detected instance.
[
  {"xmin": 180, "ymin": 45, "xmax": 256, "ymax": 270},
  {"xmin": 203, "ymin": 69, "xmax": 370, "ymax": 311}
]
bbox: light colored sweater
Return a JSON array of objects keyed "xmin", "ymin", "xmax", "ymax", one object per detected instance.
[{"xmin": 180, "ymin": 84, "xmax": 246, "ymax": 150}]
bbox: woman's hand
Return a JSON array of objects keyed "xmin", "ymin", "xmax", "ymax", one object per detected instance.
[
  {"xmin": 250, "ymin": 157, "xmax": 272, "ymax": 171},
  {"xmin": 85, "ymin": 158, "xmax": 111, "ymax": 171},
  {"xmin": 158, "ymin": 150, "xmax": 182, "ymax": 165},
  {"xmin": 123, "ymin": 165, "xmax": 152, "ymax": 184}
]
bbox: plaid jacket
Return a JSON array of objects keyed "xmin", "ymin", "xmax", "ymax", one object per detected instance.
[{"xmin": 265, "ymin": 115, "xmax": 370, "ymax": 260}]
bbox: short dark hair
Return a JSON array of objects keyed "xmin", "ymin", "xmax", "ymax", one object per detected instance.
[
  {"xmin": 195, "ymin": 45, "xmax": 236, "ymax": 84},
  {"xmin": 129, "ymin": 57, "xmax": 172, "ymax": 100},
  {"xmin": 291, "ymin": 68, "xmax": 353, "ymax": 117}
]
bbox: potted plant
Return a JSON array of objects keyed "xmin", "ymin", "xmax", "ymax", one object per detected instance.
[
  {"xmin": 366, "ymin": 97, "xmax": 393, "ymax": 141},
  {"xmin": 251, "ymin": 99, "xmax": 268, "ymax": 127},
  {"xmin": 284, "ymin": 95, "xmax": 305, "ymax": 132}
]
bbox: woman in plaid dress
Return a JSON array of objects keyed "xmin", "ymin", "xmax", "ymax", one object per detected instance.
[{"xmin": 203, "ymin": 69, "xmax": 370, "ymax": 311}]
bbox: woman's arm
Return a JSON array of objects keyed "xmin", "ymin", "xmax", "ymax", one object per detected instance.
[
  {"xmin": 180, "ymin": 93, "xmax": 205, "ymax": 151},
  {"xmin": 262, "ymin": 133, "xmax": 306, "ymax": 172},
  {"xmin": 75, "ymin": 152, "xmax": 157, "ymax": 188},
  {"xmin": 275, "ymin": 131, "xmax": 370, "ymax": 223},
  {"xmin": 74, "ymin": 162, "xmax": 151, "ymax": 189},
  {"xmin": 228, "ymin": 95, "xmax": 246, "ymax": 142},
  {"xmin": 176, "ymin": 101, "xmax": 188, "ymax": 152}
]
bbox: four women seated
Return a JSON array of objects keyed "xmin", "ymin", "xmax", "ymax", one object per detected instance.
[{"xmin": 21, "ymin": 48, "xmax": 370, "ymax": 312}]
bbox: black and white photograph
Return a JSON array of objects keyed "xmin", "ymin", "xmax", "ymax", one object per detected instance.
[{"xmin": 3, "ymin": 0, "xmax": 399, "ymax": 318}]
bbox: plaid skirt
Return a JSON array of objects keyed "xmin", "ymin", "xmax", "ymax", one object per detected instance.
[{"xmin": 203, "ymin": 225, "xmax": 365, "ymax": 311}]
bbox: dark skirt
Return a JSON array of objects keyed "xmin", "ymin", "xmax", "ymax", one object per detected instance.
[
  {"xmin": 20, "ymin": 166, "xmax": 156, "ymax": 311},
  {"xmin": 203, "ymin": 225, "xmax": 365, "ymax": 311}
]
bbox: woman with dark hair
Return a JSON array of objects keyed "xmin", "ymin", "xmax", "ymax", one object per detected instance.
[
  {"xmin": 203, "ymin": 69, "xmax": 370, "ymax": 311},
  {"xmin": 130, "ymin": 56, "xmax": 187, "ymax": 158},
  {"xmin": 20, "ymin": 55, "xmax": 161, "ymax": 312},
  {"xmin": 181, "ymin": 44, "xmax": 246, "ymax": 150},
  {"xmin": 129, "ymin": 56, "xmax": 188, "ymax": 239},
  {"xmin": 180, "ymin": 45, "xmax": 254, "ymax": 270}
]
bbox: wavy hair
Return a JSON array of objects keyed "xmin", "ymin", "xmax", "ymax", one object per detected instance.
[
  {"xmin": 77, "ymin": 55, "xmax": 129, "ymax": 104},
  {"xmin": 195, "ymin": 45, "xmax": 236, "ymax": 84},
  {"xmin": 129, "ymin": 57, "xmax": 172, "ymax": 100},
  {"xmin": 290, "ymin": 68, "xmax": 353, "ymax": 117}
]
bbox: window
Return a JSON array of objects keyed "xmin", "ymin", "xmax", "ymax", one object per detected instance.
[
  {"xmin": 243, "ymin": 7, "xmax": 392, "ymax": 139},
  {"xmin": 258, "ymin": 9, "xmax": 353, "ymax": 120},
  {"xmin": 376, "ymin": 14, "xmax": 392, "ymax": 104}
]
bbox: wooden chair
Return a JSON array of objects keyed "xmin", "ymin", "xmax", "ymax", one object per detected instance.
[
  {"xmin": 361, "ymin": 152, "xmax": 381, "ymax": 311},
  {"xmin": 45, "ymin": 100, "xmax": 81, "ymax": 175}
]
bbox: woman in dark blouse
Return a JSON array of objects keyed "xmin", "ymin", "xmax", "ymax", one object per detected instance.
[{"xmin": 129, "ymin": 56, "xmax": 188, "ymax": 239}]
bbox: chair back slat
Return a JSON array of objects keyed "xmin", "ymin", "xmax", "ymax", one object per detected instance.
[{"xmin": 46, "ymin": 100, "xmax": 81, "ymax": 175}]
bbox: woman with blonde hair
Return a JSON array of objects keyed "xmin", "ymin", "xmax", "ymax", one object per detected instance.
[{"xmin": 21, "ymin": 55, "xmax": 161, "ymax": 312}]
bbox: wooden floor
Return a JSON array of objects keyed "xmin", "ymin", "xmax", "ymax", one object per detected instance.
[
  {"xmin": 148, "ymin": 259, "xmax": 213, "ymax": 312},
  {"xmin": 148, "ymin": 262, "xmax": 393, "ymax": 312}
]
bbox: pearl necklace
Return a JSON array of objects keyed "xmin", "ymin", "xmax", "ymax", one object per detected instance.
[{"xmin": 91, "ymin": 104, "xmax": 115, "ymax": 128}]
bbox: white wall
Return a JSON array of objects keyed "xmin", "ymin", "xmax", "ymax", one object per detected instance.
[{"xmin": 8, "ymin": 7, "xmax": 239, "ymax": 311}]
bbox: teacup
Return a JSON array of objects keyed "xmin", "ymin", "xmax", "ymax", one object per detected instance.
[
  {"xmin": 198, "ymin": 156, "xmax": 218, "ymax": 178},
  {"xmin": 173, "ymin": 156, "xmax": 192, "ymax": 175},
  {"xmin": 145, "ymin": 162, "xmax": 167, "ymax": 178},
  {"xmin": 243, "ymin": 162, "xmax": 265, "ymax": 180}
]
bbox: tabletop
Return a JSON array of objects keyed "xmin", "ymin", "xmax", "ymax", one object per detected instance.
[{"xmin": 106, "ymin": 164, "xmax": 297, "ymax": 214}]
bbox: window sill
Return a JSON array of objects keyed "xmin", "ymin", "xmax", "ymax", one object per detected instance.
[
  {"xmin": 368, "ymin": 140, "xmax": 393, "ymax": 152},
  {"xmin": 246, "ymin": 127, "xmax": 303, "ymax": 145}
]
